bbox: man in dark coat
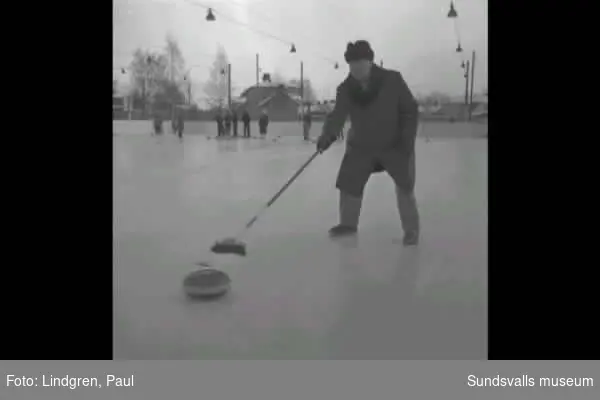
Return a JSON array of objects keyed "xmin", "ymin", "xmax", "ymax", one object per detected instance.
[
  {"xmin": 316, "ymin": 40, "xmax": 420, "ymax": 245},
  {"xmin": 215, "ymin": 111, "xmax": 224, "ymax": 137},
  {"xmin": 258, "ymin": 109, "xmax": 269, "ymax": 137},
  {"xmin": 176, "ymin": 109, "xmax": 185, "ymax": 140},
  {"xmin": 153, "ymin": 110, "xmax": 163, "ymax": 135},
  {"xmin": 224, "ymin": 110, "xmax": 232, "ymax": 136},
  {"xmin": 171, "ymin": 109, "xmax": 178, "ymax": 135},
  {"xmin": 302, "ymin": 107, "xmax": 312, "ymax": 141},
  {"xmin": 232, "ymin": 110, "xmax": 239, "ymax": 137},
  {"xmin": 242, "ymin": 110, "xmax": 251, "ymax": 137}
]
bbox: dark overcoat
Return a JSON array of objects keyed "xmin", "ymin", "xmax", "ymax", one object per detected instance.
[{"xmin": 320, "ymin": 65, "xmax": 419, "ymax": 197}]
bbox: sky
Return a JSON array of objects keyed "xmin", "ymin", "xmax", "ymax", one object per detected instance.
[{"xmin": 113, "ymin": 0, "xmax": 487, "ymax": 103}]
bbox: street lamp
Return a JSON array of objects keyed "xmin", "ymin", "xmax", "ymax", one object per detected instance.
[
  {"xmin": 447, "ymin": 1, "xmax": 458, "ymax": 18},
  {"xmin": 182, "ymin": 65, "xmax": 207, "ymax": 105},
  {"xmin": 290, "ymin": 44, "xmax": 297, "ymax": 53},
  {"xmin": 206, "ymin": 8, "xmax": 216, "ymax": 21}
]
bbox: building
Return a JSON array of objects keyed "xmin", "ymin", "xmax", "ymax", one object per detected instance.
[
  {"xmin": 113, "ymin": 94, "xmax": 128, "ymax": 120},
  {"xmin": 238, "ymin": 84, "xmax": 303, "ymax": 121},
  {"xmin": 470, "ymin": 92, "xmax": 488, "ymax": 122}
]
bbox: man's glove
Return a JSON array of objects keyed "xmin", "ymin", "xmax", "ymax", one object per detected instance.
[{"xmin": 316, "ymin": 134, "xmax": 336, "ymax": 153}]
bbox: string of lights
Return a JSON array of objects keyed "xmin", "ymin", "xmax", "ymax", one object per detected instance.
[
  {"xmin": 446, "ymin": 0, "xmax": 480, "ymax": 119},
  {"xmin": 184, "ymin": 0, "xmax": 340, "ymax": 68},
  {"xmin": 221, "ymin": 0, "xmax": 342, "ymax": 65},
  {"xmin": 114, "ymin": 0, "xmax": 341, "ymax": 71},
  {"xmin": 447, "ymin": 1, "xmax": 467, "ymax": 63}
]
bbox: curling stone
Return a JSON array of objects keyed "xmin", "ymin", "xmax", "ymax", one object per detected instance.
[{"xmin": 183, "ymin": 268, "xmax": 231, "ymax": 299}]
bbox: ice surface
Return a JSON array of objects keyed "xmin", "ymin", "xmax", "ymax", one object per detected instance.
[{"xmin": 113, "ymin": 122, "xmax": 487, "ymax": 359}]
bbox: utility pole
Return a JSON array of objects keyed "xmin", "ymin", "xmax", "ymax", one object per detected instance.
[
  {"xmin": 228, "ymin": 63, "xmax": 232, "ymax": 110},
  {"xmin": 300, "ymin": 61, "xmax": 304, "ymax": 118},
  {"xmin": 256, "ymin": 54, "xmax": 260, "ymax": 87},
  {"xmin": 169, "ymin": 46, "xmax": 174, "ymax": 115},
  {"xmin": 469, "ymin": 51, "xmax": 476, "ymax": 121},
  {"xmin": 464, "ymin": 60, "xmax": 470, "ymax": 121}
]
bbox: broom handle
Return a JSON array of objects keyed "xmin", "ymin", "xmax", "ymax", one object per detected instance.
[{"xmin": 237, "ymin": 151, "xmax": 320, "ymax": 236}]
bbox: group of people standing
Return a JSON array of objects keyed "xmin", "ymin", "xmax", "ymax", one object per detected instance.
[
  {"xmin": 152, "ymin": 109, "xmax": 185, "ymax": 140},
  {"xmin": 215, "ymin": 109, "xmax": 270, "ymax": 138}
]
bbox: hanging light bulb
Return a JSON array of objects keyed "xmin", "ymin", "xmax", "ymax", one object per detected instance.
[
  {"xmin": 121, "ymin": 68, "xmax": 126, "ymax": 74},
  {"xmin": 220, "ymin": 68, "xmax": 226, "ymax": 76},
  {"xmin": 206, "ymin": 8, "xmax": 216, "ymax": 21},
  {"xmin": 290, "ymin": 44, "xmax": 296, "ymax": 53},
  {"xmin": 447, "ymin": 2, "xmax": 458, "ymax": 18},
  {"xmin": 456, "ymin": 43, "xmax": 463, "ymax": 53},
  {"xmin": 334, "ymin": 62, "xmax": 339, "ymax": 69},
  {"xmin": 461, "ymin": 61, "xmax": 465, "ymax": 69}
]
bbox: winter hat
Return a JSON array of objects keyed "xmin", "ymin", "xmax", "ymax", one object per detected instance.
[{"xmin": 344, "ymin": 40, "xmax": 375, "ymax": 63}]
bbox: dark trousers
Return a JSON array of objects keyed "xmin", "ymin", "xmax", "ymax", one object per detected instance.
[
  {"xmin": 233, "ymin": 122, "xmax": 238, "ymax": 137},
  {"xmin": 243, "ymin": 123, "xmax": 250, "ymax": 137},
  {"xmin": 303, "ymin": 123, "xmax": 311, "ymax": 140}
]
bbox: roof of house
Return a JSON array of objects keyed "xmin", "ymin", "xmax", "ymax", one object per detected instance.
[
  {"xmin": 257, "ymin": 92, "xmax": 302, "ymax": 108},
  {"xmin": 257, "ymin": 94, "xmax": 276, "ymax": 108},
  {"xmin": 243, "ymin": 84, "xmax": 304, "ymax": 108},
  {"xmin": 241, "ymin": 83, "xmax": 302, "ymax": 99}
]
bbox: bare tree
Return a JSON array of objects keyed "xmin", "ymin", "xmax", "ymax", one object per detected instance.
[
  {"xmin": 125, "ymin": 35, "xmax": 188, "ymax": 115},
  {"xmin": 203, "ymin": 45, "xmax": 230, "ymax": 109},
  {"xmin": 164, "ymin": 34, "xmax": 186, "ymax": 83},
  {"xmin": 128, "ymin": 49, "xmax": 168, "ymax": 114}
]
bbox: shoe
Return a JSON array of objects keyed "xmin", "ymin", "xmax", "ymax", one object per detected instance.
[
  {"xmin": 328, "ymin": 224, "xmax": 357, "ymax": 237},
  {"xmin": 402, "ymin": 230, "xmax": 419, "ymax": 246}
]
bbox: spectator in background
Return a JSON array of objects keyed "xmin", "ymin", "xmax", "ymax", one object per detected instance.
[
  {"xmin": 176, "ymin": 109, "xmax": 185, "ymax": 140},
  {"xmin": 215, "ymin": 110, "xmax": 224, "ymax": 137},
  {"xmin": 242, "ymin": 109, "xmax": 251, "ymax": 138},
  {"xmin": 153, "ymin": 110, "xmax": 163, "ymax": 136},
  {"xmin": 302, "ymin": 107, "xmax": 312, "ymax": 141},
  {"xmin": 224, "ymin": 110, "xmax": 232, "ymax": 136},
  {"xmin": 171, "ymin": 109, "xmax": 177, "ymax": 135},
  {"xmin": 232, "ymin": 109, "xmax": 239, "ymax": 137},
  {"xmin": 258, "ymin": 109, "xmax": 269, "ymax": 138}
]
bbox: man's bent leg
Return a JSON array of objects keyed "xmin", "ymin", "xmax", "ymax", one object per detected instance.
[
  {"xmin": 379, "ymin": 150, "xmax": 420, "ymax": 244},
  {"xmin": 395, "ymin": 185, "xmax": 420, "ymax": 244},
  {"xmin": 330, "ymin": 191, "xmax": 363, "ymax": 236},
  {"xmin": 331, "ymin": 148, "xmax": 373, "ymax": 237}
]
